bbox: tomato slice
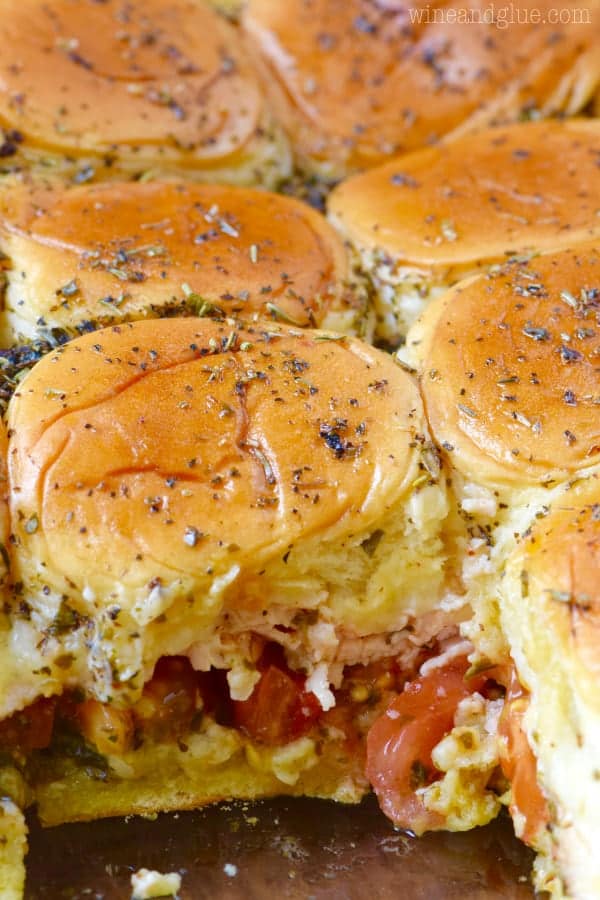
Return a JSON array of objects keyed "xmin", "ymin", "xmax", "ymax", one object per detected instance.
[
  {"xmin": 498, "ymin": 671, "xmax": 549, "ymax": 846},
  {"xmin": 0, "ymin": 696, "xmax": 57, "ymax": 752},
  {"xmin": 232, "ymin": 653, "xmax": 321, "ymax": 746},
  {"xmin": 366, "ymin": 657, "xmax": 483, "ymax": 834}
]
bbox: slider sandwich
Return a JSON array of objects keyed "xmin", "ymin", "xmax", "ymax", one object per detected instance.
[
  {"xmin": 498, "ymin": 483, "xmax": 600, "ymax": 899},
  {"xmin": 0, "ymin": 0, "xmax": 290, "ymax": 188},
  {"xmin": 0, "ymin": 316, "xmax": 474, "ymax": 893},
  {"xmin": 403, "ymin": 242, "xmax": 600, "ymax": 898},
  {"xmin": 243, "ymin": 0, "xmax": 600, "ymax": 179},
  {"xmin": 328, "ymin": 119, "xmax": 600, "ymax": 343},
  {"xmin": 0, "ymin": 422, "xmax": 27, "ymax": 900},
  {"xmin": 0, "ymin": 181, "xmax": 367, "ymax": 344}
]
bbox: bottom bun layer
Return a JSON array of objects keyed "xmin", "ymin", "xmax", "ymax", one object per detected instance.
[
  {"xmin": 32, "ymin": 724, "xmax": 367, "ymax": 827},
  {"xmin": 0, "ymin": 799, "xmax": 27, "ymax": 900}
]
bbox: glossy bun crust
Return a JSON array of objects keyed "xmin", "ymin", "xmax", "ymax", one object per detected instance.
[
  {"xmin": 500, "ymin": 480, "xmax": 600, "ymax": 898},
  {"xmin": 243, "ymin": 0, "xmax": 600, "ymax": 177},
  {"xmin": 0, "ymin": 0, "xmax": 289, "ymax": 186},
  {"xmin": 411, "ymin": 244, "xmax": 600, "ymax": 487},
  {"xmin": 329, "ymin": 120, "xmax": 600, "ymax": 278},
  {"xmin": 0, "ymin": 181, "xmax": 361, "ymax": 341},
  {"xmin": 9, "ymin": 320, "xmax": 414, "ymax": 592}
]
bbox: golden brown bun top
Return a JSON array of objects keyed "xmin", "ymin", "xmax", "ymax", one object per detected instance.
[
  {"xmin": 0, "ymin": 181, "xmax": 349, "ymax": 330},
  {"xmin": 328, "ymin": 119, "xmax": 600, "ymax": 271},
  {"xmin": 412, "ymin": 243, "xmax": 600, "ymax": 487},
  {"xmin": 243, "ymin": 0, "xmax": 599, "ymax": 175},
  {"xmin": 0, "ymin": 0, "xmax": 264, "ymax": 164},
  {"xmin": 8, "ymin": 318, "xmax": 421, "ymax": 610},
  {"xmin": 509, "ymin": 478, "xmax": 600, "ymax": 707}
]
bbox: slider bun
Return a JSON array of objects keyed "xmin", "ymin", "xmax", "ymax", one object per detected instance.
[
  {"xmin": 0, "ymin": 416, "xmax": 56, "ymax": 718},
  {"xmin": 0, "ymin": 0, "xmax": 289, "ymax": 187},
  {"xmin": 0, "ymin": 800, "xmax": 26, "ymax": 900},
  {"xmin": 410, "ymin": 243, "xmax": 600, "ymax": 488},
  {"xmin": 0, "ymin": 181, "xmax": 361, "ymax": 341},
  {"xmin": 329, "ymin": 120, "xmax": 600, "ymax": 278},
  {"xmin": 500, "ymin": 479, "xmax": 600, "ymax": 897},
  {"xmin": 328, "ymin": 119, "xmax": 600, "ymax": 339},
  {"xmin": 510, "ymin": 483, "xmax": 600, "ymax": 709},
  {"xmin": 7, "ymin": 318, "xmax": 447, "ymax": 701},
  {"xmin": 242, "ymin": 0, "xmax": 599, "ymax": 178},
  {"xmin": 0, "ymin": 418, "xmax": 11, "ymax": 629},
  {"xmin": 34, "ymin": 726, "xmax": 367, "ymax": 826},
  {"xmin": 0, "ymin": 420, "xmax": 9, "ymax": 570}
]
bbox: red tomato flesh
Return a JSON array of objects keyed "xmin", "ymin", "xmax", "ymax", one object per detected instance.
[
  {"xmin": 366, "ymin": 657, "xmax": 484, "ymax": 834},
  {"xmin": 0, "ymin": 696, "xmax": 57, "ymax": 752},
  {"xmin": 498, "ymin": 671, "xmax": 549, "ymax": 846},
  {"xmin": 232, "ymin": 650, "xmax": 321, "ymax": 746}
]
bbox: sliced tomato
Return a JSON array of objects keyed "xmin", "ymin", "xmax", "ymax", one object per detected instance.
[
  {"xmin": 366, "ymin": 657, "xmax": 485, "ymax": 834},
  {"xmin": 498, "ymin": 671, "xmax": 549, "ymax": 846},
  {"xmin": 232, "ymin": 651, "xmax": 321, "ymax": 746},
  {"xmin": 134, "ymin": 656, "xmax": 199, "ymax": 742},
  {"xmin": 0, "ymin": 696, "xmax": 57, "ymax": 752}
]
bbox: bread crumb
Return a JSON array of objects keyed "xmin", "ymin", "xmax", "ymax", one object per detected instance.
[{"xmin": 131, "ymin": 868, "xmax": 181, "ymax": 898}]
